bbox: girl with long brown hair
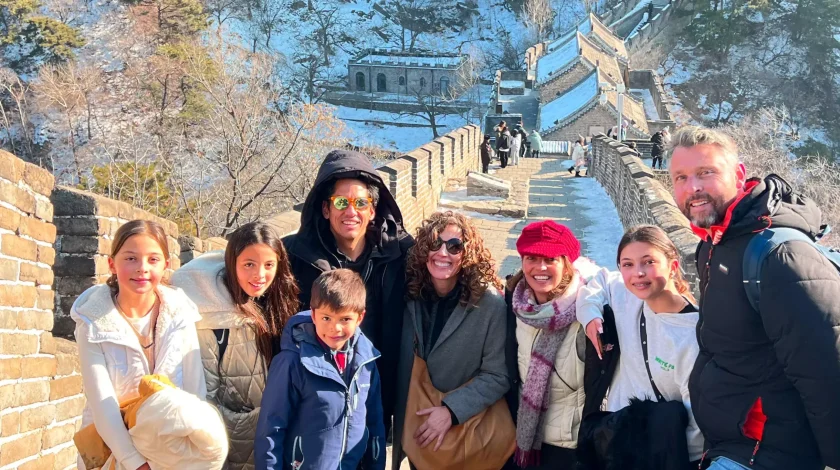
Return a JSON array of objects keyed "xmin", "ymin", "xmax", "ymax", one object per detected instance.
[
  {"xmin": 171, "ymin": 221, "xmax": 299, "ymax": 470},
  {"xmin": 576, "ymin": 224, "xmax": 702, "ymax": 468},
  {"xmin": 392, "ymin": 211, "xmax": 512, "ymax": 470},
  {"xmin": 73, "ymin": 220, "xmax": 206, "ymax": 470}
]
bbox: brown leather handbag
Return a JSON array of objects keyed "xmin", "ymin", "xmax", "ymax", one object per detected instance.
[{"xmin": 401, "ymin": 355, "xmax": 516, "ymax": 470}]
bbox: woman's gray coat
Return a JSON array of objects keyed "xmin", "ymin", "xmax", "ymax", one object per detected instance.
[{"xmin": 391, "ymin": 287, "xmax": 511, "ymax": 470}]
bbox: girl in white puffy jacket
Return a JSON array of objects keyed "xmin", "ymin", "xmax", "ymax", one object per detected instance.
[
  {"xmin": 73, "ymin": 220, "xmax": 206, "ymax": 470},
  {"xmin": 576, "ymin": 225, "xmax": 703, "ymax": 464}
]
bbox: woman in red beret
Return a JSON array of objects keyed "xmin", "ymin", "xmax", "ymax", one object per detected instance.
[{"xmin": 504, "ymin": 220, "xmax": 599, "ymax": 469}]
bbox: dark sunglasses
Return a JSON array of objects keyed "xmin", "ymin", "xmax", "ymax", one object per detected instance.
[
  {"xmin": 431, "ymin": 237, "xmax": 465, "ymax": 255},
  {"xmin": 329, "ymin": 195, "xmax": 373, "ymax": 211}
]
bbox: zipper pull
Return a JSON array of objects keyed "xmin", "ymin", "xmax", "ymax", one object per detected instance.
[{"xmin": 749, "ymin": 440, "xmax": 761, "ymax": 466}]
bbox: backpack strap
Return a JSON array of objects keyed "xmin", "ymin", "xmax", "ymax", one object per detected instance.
[{"xmin": 743, "ymin": 227, "xmax": 840, "ymax": 312}]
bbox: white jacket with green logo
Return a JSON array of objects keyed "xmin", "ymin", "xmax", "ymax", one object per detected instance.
[{"xmin": 576, "ymin": 269, "xmax": 704, "ymax": 461}]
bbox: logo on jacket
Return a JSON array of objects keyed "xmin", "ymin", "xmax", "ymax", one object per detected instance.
[
  {"xmin": 655, "ymin": 357, "xmax": 675, "ymax": 372},
  {"xmin": 718, "ymin": 264, "xmax": 729, "ymax": 275}
]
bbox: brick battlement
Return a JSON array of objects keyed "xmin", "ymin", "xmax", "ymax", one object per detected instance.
[{"xmin": 589, "ymin": 135, "xmax": 701, "ymax": 293}]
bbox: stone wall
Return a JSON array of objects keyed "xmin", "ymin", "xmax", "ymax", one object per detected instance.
[
  {"xmin": 0, "ymin": 124, "xmax": 482, "ymax": 467},
  {"xmin": 538, "ymin": 62, "xmax": 590, "ymax": 104},
  {"xmin": 588, "ymin": 135, "xmax": 701, "ymax": 291},
  {"xmin": 625, "ymin": 0, "xmax": 688, "ymax": 52},
  {"xmin": 628, "ymin": 69, "xmax": 675, "ymax": 129},
  {"xmin": 51, "ymin": 187, "xmax": 181, "ymax": 338},
  {"xmin": 179, "ymin": 236, "xmax": 229, "ymax": 265},
  {"xmin": 0, "ymin": 150, "xmax": 83, "ymax": 470},
  {"xmin": 347, "ymin": 64, "xmax": 459, "ymax": 95}
]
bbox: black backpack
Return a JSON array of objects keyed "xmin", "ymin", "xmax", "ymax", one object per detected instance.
[{"xmin": 743, "ymin": 227, "xmax": 840, "ymax": 311}]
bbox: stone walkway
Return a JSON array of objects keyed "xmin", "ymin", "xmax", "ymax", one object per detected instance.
[
  {"xmin": 387, "ymin": 156, "xmax": 599, "ymax": 469},
  {"xmin": 472, "ymin": 157, "xmax": 594, "ymax": 277}
]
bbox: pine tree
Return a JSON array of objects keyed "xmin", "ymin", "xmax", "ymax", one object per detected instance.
[{"xmin": 21, "ymin": 16, "xmax": 84, "ymax": 63}]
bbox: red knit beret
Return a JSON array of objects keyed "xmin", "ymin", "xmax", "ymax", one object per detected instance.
[{"xmin": 516, "ymin": 220, "xmax": 581, "ymax": 262}]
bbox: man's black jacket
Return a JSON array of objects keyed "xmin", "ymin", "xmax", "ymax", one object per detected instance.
[
  {"xmin": 281, "ymin": 149, "xmax": 414, "ymax": 430},
  {"xmin": 690, "ymin": 174, "xmax": 840, "ymax": 470}
]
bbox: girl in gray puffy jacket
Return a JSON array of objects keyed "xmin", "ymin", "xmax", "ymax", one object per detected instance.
[{"xmin": 171, "ymin": 222, "xmax": 300, "ymax": 470}]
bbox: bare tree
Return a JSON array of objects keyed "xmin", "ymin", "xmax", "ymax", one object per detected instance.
[
  {"xmin": 451, "ymin": 48, "xmax": 485, "ymax": 125},
  {"xmin": 523, "ymin": 0, "xmax": 555, "ymax": 44},
  {"xmin": 722, "ymin": 107, "xmax": 840, "ymax": 248},
  {"xmin": 0, "ymin": 68, "xmax": 37, "ymax": 163},
  {"xmin": 33, "ymin": 62, "xmax": 102, "ymax": 182},
  {"xmin": 398, "ymin": 85, "xmax": 453, "ymax": 139},
  {"xmin": 168, "ymin": 42, "xmax": 348, "ymax": 235},
  {"xmin": 248, "ymin": 0, "xmax": 287, "ymax": 52}
]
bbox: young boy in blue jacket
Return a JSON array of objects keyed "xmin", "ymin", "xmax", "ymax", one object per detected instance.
[{"xmin": 255, "ymin": 269, "xmax": 385, "ymax": 470}]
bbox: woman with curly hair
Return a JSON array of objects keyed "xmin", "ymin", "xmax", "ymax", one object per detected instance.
[
  {"xmin": 391, "ymin": 211, "xmax": 513, "ymax": 470},
  {"xmin": 505, "ymin": 220, "xmax": 599, "ymax": 469}
]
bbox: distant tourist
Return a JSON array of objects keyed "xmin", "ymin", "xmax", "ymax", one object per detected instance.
[
  {"xmin": 481, "ymin": 134, "xmax": 493, "ymax": 173},
  {"xmin": 516, "ymin": 124, "xmax": 528, "ymax": 160},
  {"xmin": 496, "ymin": 121, "xmax": 512, "ymax": 168},
  {"xmin": 651, "ymin": 129, "xmax": 667, "ymax": 169},
  {"xmin": 528, "ymin": 130, "xmax": 543, "ymax": 159},
  {"xmin": 511, "ymin": 125, "xmax": 523, "ymax": 166},
  {"xmin": 569, "ymin": 136, "xmax": 587, "ymax": 177},
  {"xmin": 669, "ymin": 125, "xmax": 840, "ymax": 470}
]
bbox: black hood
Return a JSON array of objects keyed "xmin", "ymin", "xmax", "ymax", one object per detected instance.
[
  {"xmin": 725, "ymin": 174, "xmax": 824, "ymax": 241},
  {"xmin": 289, "ymin": 149, "xmax": 408, "ymax": 267}
]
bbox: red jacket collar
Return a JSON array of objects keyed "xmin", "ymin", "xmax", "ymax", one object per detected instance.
[{"xmin": 690, "ymin": 180, "xmax": 761, "ymax": 244}]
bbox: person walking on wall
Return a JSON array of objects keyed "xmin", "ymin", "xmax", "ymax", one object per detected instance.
[
  {"xmin": 651, "ymin": 130, "xmax": 666, "ymax": 170},
  {"xmin": 481, "ymin": 134, "xmax": 494, "ymax": 173},
  {"xmin": 171, "ymin": 222, "xmax": 301, "ymax": 470},
  {"xmin": 576, "ymin": 225, "xmax": 704, "ymax": 469},
  {"xmin": 511, "ymin": 126, "xmax": 522, "ymax": 166},
  {"xmin": 516, "ymin": 124, "xmax": 528, "ymax": 160},
  {"xmin": 281, "ymin": 149, "xmax": 414, "ymax": 435},
  {"xmin": 73, "ymin": 220, "xmax": 207, "ymax": 470},
  {"xmin": 504, "ymin": 220, "xmax": 599, "ymax": 469},
  {"xmin": 496, "ymin": 122, "xmax": 512, "ymax": 169},
  {"xmin": 527, "ymin": 130, "xmax": 543, "ymax": 159},
  {"xmin": 569, "ymin": 137, "xmax": 587, "ymax": 177},
  {"xmin": 669, "ymin": 125, "xmax": 840, "ymax": 470},
  {"xmin": 392, "ymin": 211, "xmax": 514, "ymax": 470}
]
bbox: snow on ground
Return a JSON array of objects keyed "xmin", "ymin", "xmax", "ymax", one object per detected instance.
[
  {"xmin": 630, "ymin": 88, "xmax": 661, "ymax": 121},
  {"xmin": 540, "ymin": 71, "xmax": 598, "ymax": 132},
  {"xmin": 440, "ymin": 208, "xmax": 522, "ymax": 223},
  {"xmin": 611, "ymin": 0, "xmax": 651, "ymax": 28},
  {"xmin": 357, "ymin": 54, "xmax": 462, "ymax": 68},
  {"xmin": 548, "ymin": 17, "xmax": 592, "ymax": 52},
  {"xmin": 568, "ymin": 176, "xmax": 625, "ymax": 269},
  {"xmin": 440, "ymin": 188, "xmax": 505, "ymax": 204},
  {"xmin": 334, "ymin": 106, "xmax": 469, "ymax": 152},
  {"xmin": 627, "ymin": 12, "xmax": 650, "ymax": 38},
  {"xmin": 537, "ymin": 35, "xmax": 580, "ymax": 83}
]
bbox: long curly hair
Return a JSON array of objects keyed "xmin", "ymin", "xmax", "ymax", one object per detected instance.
[{"xmin": 406, "ymin": 211, "xmax": 502, "ymax": 304}]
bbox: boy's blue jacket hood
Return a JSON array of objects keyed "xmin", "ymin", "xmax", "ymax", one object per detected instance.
[{"xmin": 255, "ymin": 312, "xmax": 385, "ymax": 470}]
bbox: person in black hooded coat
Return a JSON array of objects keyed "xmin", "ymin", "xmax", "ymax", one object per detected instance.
[
  {"xmin": 281, "ymin": 149, "xmax": 414, "ymax": 432},
  {"xmin": 669, "ymin": 126, "xmax": 840, "ymax": 470}
]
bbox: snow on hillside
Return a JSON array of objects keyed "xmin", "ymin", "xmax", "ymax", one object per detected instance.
[{"xmin": 336, "ymin": 106, "xmax": 469, "ymax": 152}]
